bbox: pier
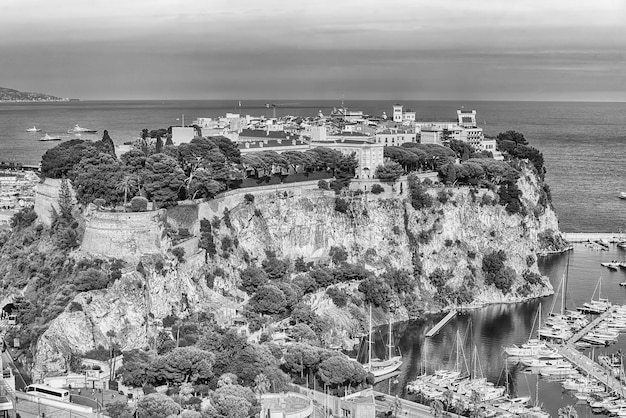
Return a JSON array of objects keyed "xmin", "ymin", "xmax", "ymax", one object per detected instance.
[
  {"xmin": 425, "ymin": 310, "xmax": 457, "ymax": 337},
  {"xmin": 546, "ymin": 342, "xmax": 626, "ymax": 396},
  {"xmin": 567, "ymin": 306, "xmax": 616, "ymax": 343},
  {"xmin": 563, "ymin": 232, "xmax": 626, "ymax": 243}
]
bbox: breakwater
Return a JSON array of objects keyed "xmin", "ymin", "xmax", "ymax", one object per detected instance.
[{"xmin": 563, "ymin": 232, "xmax": 626, "ymax": 243}]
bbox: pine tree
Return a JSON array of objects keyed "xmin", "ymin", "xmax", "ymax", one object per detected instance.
[{"xmin": 58, "ymin": 178, "xmax": 74, "ymax": 221}]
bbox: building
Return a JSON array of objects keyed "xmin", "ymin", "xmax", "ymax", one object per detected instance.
[
  {"xmin": 312, "ymin": 136, "xmax": 384, "ymax": 179},
  {"xmin": 375, "ymin": 128, "xmax": 417, "ymax": 146},
  {"xmin": 392, "ymin": 104, "xmax": 416, "ymax": 123},
  {"xmin": 171, "ymin": 127, "xmax": 197, "ymax": 145}
]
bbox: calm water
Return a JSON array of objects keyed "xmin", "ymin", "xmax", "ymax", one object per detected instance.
[
  {"xmin": 2, "ymin": 99, "xmax": 625, "ymax": 232},
  {"xmin": 375, "ymin": 243, "xmax": 626, "ymax": 417}
]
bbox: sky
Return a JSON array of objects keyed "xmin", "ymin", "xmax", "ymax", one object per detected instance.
[{"xmin": 1, "ymin": 0, "xmax": 625, "ymax": 101}]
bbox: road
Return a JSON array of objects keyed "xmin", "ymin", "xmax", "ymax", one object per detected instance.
[{"xmin": 1, "ymin": 348, "xmax": 28, "ymax": 390}]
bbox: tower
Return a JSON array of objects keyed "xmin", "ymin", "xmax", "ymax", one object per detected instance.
[{"xmin": 393, "ymin": 104, "xmax": 403, "ymax": 123}]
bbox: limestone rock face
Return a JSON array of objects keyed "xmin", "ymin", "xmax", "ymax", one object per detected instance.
[
  {"xmin": 33, "ymin": 163, "xmax": 564, "ymax": 374},
  {"xmin": 32, "ymin": 255, "xmax": 237, "ymax": 377}
]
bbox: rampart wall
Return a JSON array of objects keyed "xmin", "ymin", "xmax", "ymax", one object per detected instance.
[
  {"xmin": 34, "ymin": 178, "xmax": 76, "ymax": 226},
  {"xmin": 80, "ymin": 209, "xmax": 166, "ymax": 261}
]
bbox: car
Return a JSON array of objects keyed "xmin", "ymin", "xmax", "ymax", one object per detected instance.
[{"xmin": 374, "ymin": 395, "xmax": 386, "ymax": 401}]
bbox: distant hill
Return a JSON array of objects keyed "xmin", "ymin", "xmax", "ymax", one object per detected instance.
[{"xmin": 0, "ymin": 87, "xmax": 71, "ymax": 102}]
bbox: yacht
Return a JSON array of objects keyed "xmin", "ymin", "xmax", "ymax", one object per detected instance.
[
  {"xmin": 39, "ymin": 133, "xmax": 62, "ymax": 141},
  {"xmin": 67, "ymin": 124, "xmax": 97, "ymax": 134},
  {"xmin": 26, "ymin": 126, "xmax": 42, "ymax": 132},
  {"xmin": 619, "ymin": 192, "xmax": 626, "ymax": 200}
]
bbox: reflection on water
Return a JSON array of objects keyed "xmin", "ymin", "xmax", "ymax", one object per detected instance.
[{"xmin": 377, "ymin": 243, "xmax": 626, "ymax": 417}]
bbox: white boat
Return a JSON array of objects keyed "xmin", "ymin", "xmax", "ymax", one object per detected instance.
[
  {"xmin": 601, "ymin": 261, "xmax": 620, "ymax": 270},
  {"xmin": 26, "ymin": 126, "xmax": 42, "ymax": 132},
  {"xmin": 363, "ymin": 306, "xmax": 403, "ymax": 379},
  {"xmin": 617, "ymin": 241, "xmax": 626, "ymax": 248},
  {"xmin": 67, "ymin": 124, "xmax": 97, "ymax": 134},
  {"xmin": 39, "ymin": 133, "xmax": 62, "ymax": 141},
  {"xmin": 619, "ymin": 192, "xmax": 626, "ymax": 200}
]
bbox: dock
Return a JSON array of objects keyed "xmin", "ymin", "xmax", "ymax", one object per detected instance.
[
  {"xmin": 563, "ymin": 232, "xmax": 626, "ymax": 243},
  {"xmin": 547, "ymin": 342, "xmax": 626, "ymax": 396},
  {"xmin": 567, "ymin": 306, "xmax": 616, "ymax": 343},
  {"xmin": 425, "ymin": 310, "xmax": 457, "ymax": 337}
]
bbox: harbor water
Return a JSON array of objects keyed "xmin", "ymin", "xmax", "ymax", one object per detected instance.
[{"xmin": 375, "ymin": 243, "xmax": 626, "ymax": 417}]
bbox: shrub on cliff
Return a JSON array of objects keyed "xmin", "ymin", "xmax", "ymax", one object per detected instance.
[
  {"xmin": 130, "ymin": 196, "xmax": 149, "ymax": 212},
  {"xmin": 482, "ymin": 250, "xmax": 514, "ymax": 293},
  {"xmin": 371, "ymin": 184, "xmax": 384, "ymax": 194},
  {"xmin": 358, "ymin": 276, "xmax": 393, "ymax": 311},
  {"xmin": 317, "ymin": 180, "xmax": 330, "ymax": 190},
  {"xmin": 326, "ymin": 287, "xmax": 349, "ymax": 308},
  {"xmin": 408, "ymin": 174, "xmax": 433, "ymax": 210},
  {"xmin": 329, "ymin": 245, "xmax": 348, "ymax": 264},
  {"xmin": 10, "ymin": 207, "xmax": 37, "ymax": 229},
  {"xmin": 239, "ymin": 266, "xmax": 269, "ymax": 294},
  {"xmin": 171, "ymin": 247, "xmax": 185, "ymax": 263},
  {"xmin": 497, "ymin": 180, "xmax": 523, "ymax": 215}
]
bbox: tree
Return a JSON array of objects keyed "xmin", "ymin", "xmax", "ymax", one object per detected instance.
[
  {"xmin": 58, "ymin": 178, "xmax": 74, "ymax": 221},
  {"xmin": 375, "ymin": 161, "xmax": 404, "ymax": 182},
  {"xmin": 358, "ymin": 277, "xmax": 393, "ymax": 311},
  {"xmin": 211, "ymin": 384, "xmax": 258, "ymax": 418},
  {"xmin": 40, "ymin": 139, "xmax": 99, "ymax": 179},
  {"xmin": 199, "ymin": 218, "xmax": 217, "ymax": 261},
  {"xmin": 106, "ymin": 401, "xmax": 132, "ymax": 418},
  {"xmin": 136, "ymin": 393, "xmax": 180, "ymax": 418},
  {"xmin": 96, "ymin": 130, "xmax": 116, "ymax": 158},
  {"xmin": 443, "ymin": 389, "xmax": 454, "ymax": 414},
  {"xmin": 160, "ymin": 346, "xmax": 215, "ymax": 385},
  {"xmin": 558, "ymin": 405, "xmax": 579, "ymax": 418},
  {"xmin": 249, "ymin": 284, "xmax": 286, "ymax": 315},
  {"xmin": 116, "ymin": 175, "xmax": 138, "ymax": 211},
  {"xmin": 143, "ymin": 153, "xmax": 186, "ymax": 207},
  {"xmin": 430, "ymin": 399, "xmax": 444, "ymax": 417},
  {"xmin": 186, "ymin": 168, "xmax": 224, "ymax": 199},
  {"xmin": 254, "ymin": 373, "xmax": 269, "ymax": 403},
  {"xmin": 73, "ymin": 153, "xmax": 125, "ymax": 205},
  {"xmin": 117, "ymin": 349, "xmax": 158, "ymax": 387},
  {"xmin": 239, "ymin": 266, "xmax": 269, "ymax": 294}
]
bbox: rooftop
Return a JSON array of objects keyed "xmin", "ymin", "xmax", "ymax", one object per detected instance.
[{"xmin": 239, "ymin": 129, "xmax": 295, "ymax": 140}]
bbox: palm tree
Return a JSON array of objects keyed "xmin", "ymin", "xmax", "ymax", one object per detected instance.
[
  {"xmin": 116, "ymin": 175, "xmax": 137, "ymax": 211},
  {"xmin": 430, "ymin": 399, "xmax": 444, "ymax": 417},
  {"xmin": 254, "ymin": 373, "xmax": 270, "ymax": 404},
  {"xmin": 558, "ymin": 405, "xmax": 579, "ymax": 418},
  {"xmin": 391, "ymin": 395, "xmax": 402, "ymax": 418}
]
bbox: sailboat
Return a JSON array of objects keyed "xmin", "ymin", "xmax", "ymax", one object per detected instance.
[
  {"xmin": 364, "ymin": 305, "xmax": 403, "ymax": 380},
  {"xmin": 578, "ymin": 276, "xmax": 611, "ymax": 314}
]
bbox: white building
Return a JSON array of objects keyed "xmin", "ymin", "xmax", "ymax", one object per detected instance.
[
  {"xmin": 311, "ymin": 138, "xmax": 384, "ymax": 179},
  {"xmin": 392, "ymin": 104, "xmax": 416, "ymax": 123}
]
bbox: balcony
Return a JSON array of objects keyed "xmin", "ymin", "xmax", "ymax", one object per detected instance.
[{"xmin": 0, "ymin": 395, "xmax": 12, "ymax": 412}]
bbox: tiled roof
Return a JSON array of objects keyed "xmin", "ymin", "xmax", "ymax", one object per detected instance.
[{"xmin": 239, "ymin": 129, "xmax": 294, "ymax": 140}]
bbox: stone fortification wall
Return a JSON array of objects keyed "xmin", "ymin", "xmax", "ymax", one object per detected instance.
[
  {"xmin": 80, "ymin": 209, "xmax": 166, "ymax": 261},
  {"xmin": 34, "ymin": 178, "xmax": 76, "ymax": 226}
]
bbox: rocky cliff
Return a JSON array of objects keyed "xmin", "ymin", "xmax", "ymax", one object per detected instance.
[{"xmin": 32, "ymin": 163, "xmax": 565, "ymax": 374}]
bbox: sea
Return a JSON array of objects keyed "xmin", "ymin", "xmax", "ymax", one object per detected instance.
[{"xmin": 2, "ymin": 99, "xmax": 626, "ymax": 416}]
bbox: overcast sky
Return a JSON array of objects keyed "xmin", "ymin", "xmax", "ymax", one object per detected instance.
[{"xmin": 1, "ymin": 0, "xmax": 625, "ymax": 101}]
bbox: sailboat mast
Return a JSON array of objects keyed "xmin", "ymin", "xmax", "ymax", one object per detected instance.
[
  {"xmin": 368, "ymin": 305, "xmax": 372, "ymax": 368},
  {"xmin": 563, "ymin": 255, "xmax": 569, "ymax": 315},
  {"xmin": 388, "ymin": 318, "xmax": 392, "ymax": 360}
]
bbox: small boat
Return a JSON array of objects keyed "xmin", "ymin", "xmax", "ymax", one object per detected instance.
[
  {"xmin": 620, "ymin": 282, "xmax": 626, "ymax": 287},
  {"xmin": 40, "ymin": 133, "xmax": 62, "ymax": 141},
  {"xmin": 26, "ymin": 126, "xmax": 42, "ymax": 132},
  {"xmin": 617, "ymin": 241, "xmax": 626, "ymax": 249},
  {"xmin": 619, "ymin": 192, "xmax": 626, "ymax": 200},
  {"xmin": 67, "ymin": 124, "xmax": 97, "ymax": 134},
  {"xmin": 601, "ymin": 261, "xmax": 620, "ymax": 270}
]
